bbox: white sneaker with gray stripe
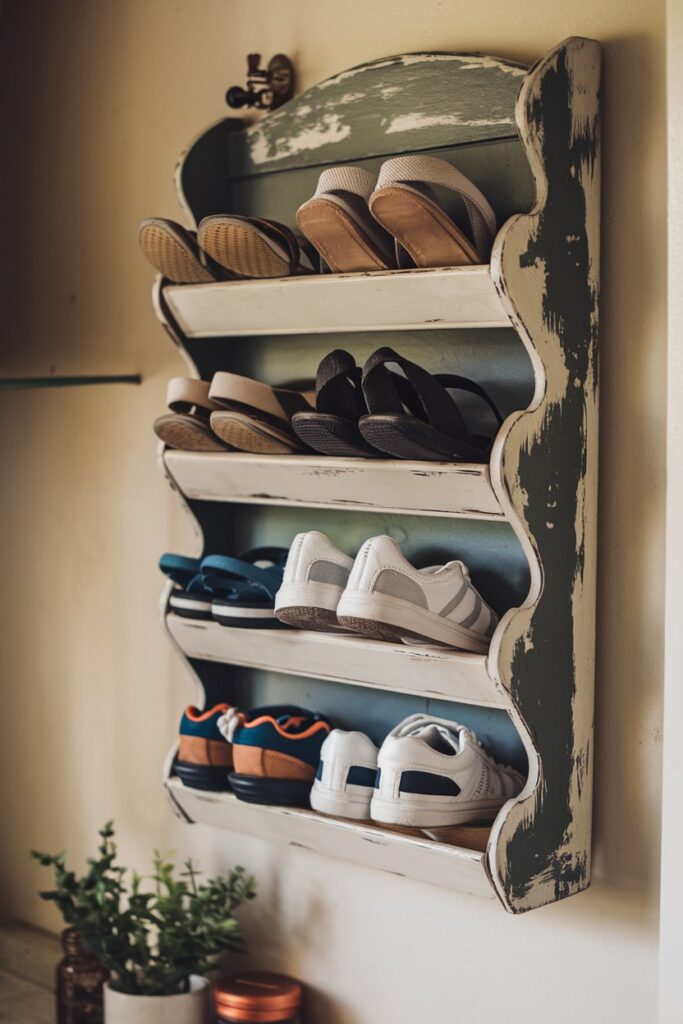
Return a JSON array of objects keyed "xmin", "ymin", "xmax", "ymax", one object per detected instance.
[
  {"xmin": 274, "ymin": 531, "xmax": 354, "ymax": 631},
  {"xmin": 336, "ymin": 535, "xmax": 498, "ymax": 652},
  {"xmin": 311, "ymin": 729, "xmax": 379, "ymax": 819}
]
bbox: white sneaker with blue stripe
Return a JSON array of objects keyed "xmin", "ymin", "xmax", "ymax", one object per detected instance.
[
  {"xmin": 310, "ymin": 729, "xmax": 379, "ymax": 819},
  {"xmin": 370, "ymin": 714, "xmax": 524, "ymax": 828},
  {"xmin": 336, "ymin": 535, "xmax": 498, "ymax": 652}
]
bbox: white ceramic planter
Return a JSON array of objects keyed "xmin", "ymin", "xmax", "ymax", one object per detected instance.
[{"xmin": 104, "ymin": 975, "xmax": 210, "ymax": 1024}]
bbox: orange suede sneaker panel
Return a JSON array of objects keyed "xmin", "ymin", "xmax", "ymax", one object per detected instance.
[
  {"xmin": 233, "ymin": 745, "xmax": 315, "ymax": 781},
  {"xmin": 178, "ymin": 735, "xmax": 232, "ymax": 767}
]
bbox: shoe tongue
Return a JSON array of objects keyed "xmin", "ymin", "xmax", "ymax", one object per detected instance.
[
  {"xmin": 418, "ymin": 560, "xmax": 467, "ymax": 577},
  {"xmin": 411, "ymin": 723, "xmax": 461, "ymax": 755}
]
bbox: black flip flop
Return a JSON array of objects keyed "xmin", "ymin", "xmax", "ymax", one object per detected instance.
[
  {"xmin": 358, "ymin": 347, "xmax": 503, "ymax": 462},
  {"xmin": 290, "ymin": 350, "xmax": 380, "ymax": 457}
]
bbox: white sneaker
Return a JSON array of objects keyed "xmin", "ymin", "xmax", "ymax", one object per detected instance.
[
  {"xmin": 336, "ymin": 535, "xmax": 498, "ymax": 652},
  {"xmin": 310, "ymin": 729, "xmax": 379, "ymax": 819},
  {"xmin": 274, "ymin": 531, "xmax": 354, "ymax": 631},
  {"xmin": 370, "ymin": 714, "xmax": 524, "ymax": 827}
]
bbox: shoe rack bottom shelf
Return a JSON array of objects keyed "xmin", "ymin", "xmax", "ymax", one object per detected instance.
[{"xmin": 165, "ymin": 777, "xmax": 496, "ymax": 900}]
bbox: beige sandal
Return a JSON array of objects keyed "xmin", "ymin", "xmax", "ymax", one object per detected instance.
[
  {"xmin": 198, "ymin": 216, "xmax": 313, "ymax": 279},
  {"xmin": 138, "ymin": 219, "xmax": 230, "ymax": 283},
  {"xmin": 368, "ymin": 156, "xmax": 497, "ymax": 268},
  {"xmin": 296, "ymin": 166, "xmax": 396, "ymax": 273},
  {"xmin": 154, "ymin": 378, "xmax": 230, "ymax": 451},
  {"xmin": 208, "ymin": 372, "xmax": 314, "ymax": 454}
]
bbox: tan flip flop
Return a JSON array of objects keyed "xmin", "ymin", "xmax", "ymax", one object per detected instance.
[
  {"xmin": 138, "ymin": 218, "xmax": 230, "ymax": 283},
  {"xmin": 154, "ymin": 378, "xmax": 231, "ymax": 451},
  {"xmin": 368, "ymin": 156, "xmax": 497, "ymax": 268},
  {"xmin": 208, "ymin": 372, "xmax": 315, "ymax": 454},
  {"xmin": 198, "ymin": 216, "xmax": 312, "ymax": 279},
  {"xmin": 296, "ymin": 166, "xmax": 396, "ymax": 273}
]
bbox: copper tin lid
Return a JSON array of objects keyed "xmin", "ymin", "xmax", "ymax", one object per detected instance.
[{"xmin": 214, "ymin": 972, "xmax": 302, "ymax": 1023}]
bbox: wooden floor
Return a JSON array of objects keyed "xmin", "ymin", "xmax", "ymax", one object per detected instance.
[{"xmin": 0, "ymin": 969, "xmax": 52, "ymax": 1023}]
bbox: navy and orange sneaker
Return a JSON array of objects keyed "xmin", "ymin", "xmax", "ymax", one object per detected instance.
[
  {"xmin": 220, "ymin": 705, "xmax": 335, "ymax": 807},
  {"xmin": 175, "ymin": 704, "xmax": 234, "ymax": 791}
]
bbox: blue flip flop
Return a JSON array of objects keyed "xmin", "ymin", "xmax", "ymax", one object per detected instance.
[
  {"xmin": 159, "ymin": 553, "xmax": 226, "ymax": 621},
  {"xmin": 200, "ymin": 547, "xmax": 289, "ymax": 629}
]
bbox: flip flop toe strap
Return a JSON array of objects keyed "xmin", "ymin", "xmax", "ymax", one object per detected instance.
[
  {"xmin": 315, "ymin": 350, "xmax": 367, "ymax": 419},
  {"xmin": 199, "ymin": 555, "xmax": 284, "ymax": 602},
  {"xmin": 375, "ymin": 155, "xmax": 497, "ymax": 259},
  {"xmin": 363, "ymin": 347, "xmax": 502, "ymax": 445},
  {"xmin": 166, "ymin": 377, "xmax": 220, "ymax": 417}
]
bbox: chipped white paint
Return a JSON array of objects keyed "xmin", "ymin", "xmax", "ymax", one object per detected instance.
[
  {"xmin": 163, "ymin": 449, "xmax": 504, "ymax": 520},
  {"xmin": 163, "ymin": 777, "xmax": 495, "ymax": 899},
  {"xmin": 386, "ymin": 113, "xmax": 515, "ymax": 133},
  {"xmin": 163, "ymin": 264, "xmax": 513, "ymax": 338},
  {"xmin": 166, "ymin": 614, "xmax": 505, "ymax": 707},
  {"xmin": 248, "ymin": 113, "xmax": 351, "ymax": 163}
]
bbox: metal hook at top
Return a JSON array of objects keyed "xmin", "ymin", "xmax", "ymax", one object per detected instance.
[{"xmin": 226, "ymin": 53, "xmax": 295, "ymax": 112}]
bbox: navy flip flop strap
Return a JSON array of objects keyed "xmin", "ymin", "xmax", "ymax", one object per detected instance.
[
  {"xmin": 199, "ymin": 555, "xmax": 283, "ymax": 599},
  {"xmin": 159, "ymin": 553, "xmax": 202, "ymax": 586},
  {"xmin": 363, "ymin": 347, "xmax": 469, "ymax": 438}
]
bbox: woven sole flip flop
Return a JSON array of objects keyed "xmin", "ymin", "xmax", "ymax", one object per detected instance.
[
  {"xmin": 296, "ymin": 166, "xmax": 395, "ymax": 273},
  {"xmin": 368, "ymin": 155, "xmax": 497, "ymax": 268},
  {"xmin": 138, "ymin": 218, "xmax": 223, "ymax": 283},
  {"xmin": 209, "ymin": 411, "xmax": 303, "ymax": 454},
  {"xmin": 154, "ymin": 378, "xmax": 231, "ymax": 452},
  {"xmin": 198, "ymin": 216, "xmax": 306, "ymax": 279}
]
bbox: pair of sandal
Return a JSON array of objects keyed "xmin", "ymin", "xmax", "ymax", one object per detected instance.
[
  {"xmin": 297, "ymin": 155, "xmax": 497, "ymax": 273},
  {"xmin": 155, "ymin": 348, "xmax": 502, "ymax": 463},
  {"xmin": 161, "ymin": 549, "xmax": 287, "ymax": 628},
  {"xmin": 154, "ymin": 374, "xmax": 315, "ymax": 454},
  {"xmin": 138, "ymin": 216, "xmax": 314, "ymax": 283}
]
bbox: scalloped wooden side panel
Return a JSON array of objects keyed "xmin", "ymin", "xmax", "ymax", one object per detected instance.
[{"xmin": 488, "ymin": 37, "xmax": 600, "ymax": 912}]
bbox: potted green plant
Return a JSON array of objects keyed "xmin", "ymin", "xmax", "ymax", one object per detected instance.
[{"xmin": 32, "ymin": 822, "xmax": 256, "ymax": 1024}]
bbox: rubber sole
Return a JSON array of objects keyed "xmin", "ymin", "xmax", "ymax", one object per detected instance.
[
  {"xmin": 359, "ymin": 414, "xmax": 488, "ymax": 463},
  {"xmin": 337, "ymin": 591, "xmax": 490, "ymax": 653},
  {"xmin": 212, "ymin": 602, "xmax": 285, "ymax": 629},
  {"xmin": 310, "ymin": 782, "xmax": 372, "ymax": 820},
  {"xmin": 169, "ymin": 593, "xmax": 213, "ymax": 620},
  {"xmin": 175, "ymin": 761, "xmax": 232, "ymax": 792},
  {"xmin": 228, "ymin": 773, "xmax": 312, "ymax": 807},
  {"xmin": 154, "ymin": 413, "xmax": 229, "ymax": 452},
  {"xmin": 209, "ymin": 411, "xmax": 302, "ymax": 454},
  {"xmin": 274, "ymin": 580, "xmax": 349, "ymax": 632},
  {"xmin": 368, "ymin": 186, "xmax": 482, "ymax": 268},
  {"xmin": 291, "ymin": 411, "xmax": 382, "ymax": 458},
  {"xmin": 370, "ymin": 793, "xmax": 503, "ymax": 827},
  {"xmin": 138, "ymin": 219, "xmax": 215, "ymax": 283},
  {"xmin": 297, "ymin": 199, "xmax": 393, "ymax": 273},
  {"xmin": 198, "ymin": 218, "xmax": 292, "ymax": 279}
]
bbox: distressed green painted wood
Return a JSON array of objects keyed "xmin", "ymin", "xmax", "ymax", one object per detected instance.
[
  {"xmin": 488, "ymin": 37, "xmax": 600, "ymax": 911},
  {"xmin": 155, "ymin": 39, "xmax": 599, "ymax": 914}
]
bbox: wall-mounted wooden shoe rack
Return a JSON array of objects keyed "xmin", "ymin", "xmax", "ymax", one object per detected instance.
[{"xmin": 154, "ymin": 37, "xmax": 600, "ymax": 914}]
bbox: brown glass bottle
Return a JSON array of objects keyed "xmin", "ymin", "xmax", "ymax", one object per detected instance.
[{"xmin": 56, "ymin": 928, "xmax": 108, "ymax": 1024}]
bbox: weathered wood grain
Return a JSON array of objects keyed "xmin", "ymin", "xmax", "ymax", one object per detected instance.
[
  {"xmin": 162, "ymin": 265, "xmax": 512, "ymax": 337},
  {"xmin": 164, "ymin": 777, "xmax": 494, "ymax": 899},
  {"xmin": 488, "ymin": 37, "xmax": 600, "ymax": 913},
  {"xmin": 165, "ymin": 613, "xmax": 506, "ymax": 708},
  {"xmin": 163, "ymin": 449, "xmax": 504, "ymax": 519}
]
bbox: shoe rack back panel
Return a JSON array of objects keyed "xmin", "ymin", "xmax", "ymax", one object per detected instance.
[{"xmin": 157, "ymin": 40, "xmax": 600, "ymax": 914}]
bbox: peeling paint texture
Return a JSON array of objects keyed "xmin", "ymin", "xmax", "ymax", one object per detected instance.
[
  {"xmin": 237, "ymin": 52, "xmax": 524, "ymax": 174},
  {"xmin": 489, "ymin": 37, "xmax": 600, "ymax": 912}
]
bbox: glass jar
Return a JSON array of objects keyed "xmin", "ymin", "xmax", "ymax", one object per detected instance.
[
  {"xmin": 214, "ymin": 971, "xmax": 302, "ymax": 1024},
  {"xmin": 56, "ymin": 927, "xmax": 108, "ymax": 1024}
]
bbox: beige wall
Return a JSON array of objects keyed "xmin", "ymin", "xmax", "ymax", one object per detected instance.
[{"xmin": 0, "ymin": 2, "xmax": 666, "ymax": 1021}]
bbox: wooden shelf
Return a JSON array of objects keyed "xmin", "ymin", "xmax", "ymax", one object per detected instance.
[
  {"xmin": 163, "ymin": 450, "xmax": 504, "ymax": 520},
  {"xmin": 166, "ymin": 614, "xmax": 505, "ymax": 708},
  {"xmin": 162, "ymin": 265, "xmax": 512, "ymax": 338},
  {"xmin": 164, "ymin": 777, "xmax": 495, "ymax": 899}
]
